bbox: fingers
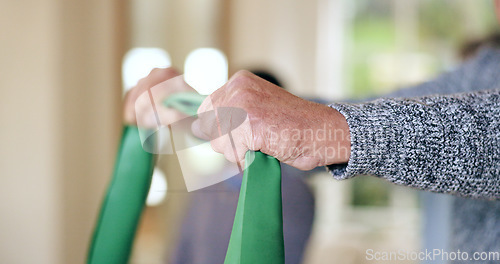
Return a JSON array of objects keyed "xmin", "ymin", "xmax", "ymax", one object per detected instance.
[
  {"xmin": 193, "ymin": 106, "xmax": 252, "ymax": 167},
  {"xmin": 149, "ymin": 74, "xmax": 197, "ymax": 99},
  {"xmin": 136, "ymin": 105, "xmax": 186, "ymax": 128},
  {"xmin": 192, "ymin": 97, "xmax": 216, "ymax": 140},
  {"xmin": 209, "ymin": 135, "xmax": 246, "ymax": 163},
  {"xmin": 134, "ymin": 78, "xmax": 197, "ymax": 128},
  {"xmin": 287, "ymin": 156, "xmax": 320, "ymax": 171},
  {"xmin": 193, "ymin": 74, "xmax": 257, "ymax": 166},
  {"xmin": 124, "ymin": 68, "xmax": 180, "ymax": 124}
]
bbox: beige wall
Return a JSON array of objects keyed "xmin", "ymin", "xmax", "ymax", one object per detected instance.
[
  {"xmin": 129, "ymin": 0, "xmax": 319, "ymax": 96},
  {"xmin": 0, "ymin": 2, "xmax": 60, "ymax": 263},
  {"xmin": 228, "ymin": 0, "xmax": 319, "ymax": 97},
  {"xmin": 0, "ymin": 1, "xmax": 125, "ymax": 263}
]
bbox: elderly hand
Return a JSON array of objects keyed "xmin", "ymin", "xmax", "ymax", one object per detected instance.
[
  {"xmin": 194, "ymin": 70, "xmax": 351, "ymax": 170},
  {"xmin": 123, "ymin": 67, "xmax": 196, "ymax": 127}
]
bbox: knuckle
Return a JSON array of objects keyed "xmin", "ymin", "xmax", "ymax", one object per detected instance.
[
  {"xmin": 150, "ymin": 67, "xmax": 178, "ymax": 79},
  {"xmin": 135, "ymin": 91, "xmax": 150, "ymax": 106},
  {"xmin": 225, "ymin": 153, "xmax": 236, "ymax": 163},
  {"xmin": 149, "ymin": 68, "xmax": 166, "ymax": 78},
  {"xmin": 228, "ymin": 70, "xmax": 254, "ymax": 89},
  {"xmin": 225, "ymin": 81, "xmax": 256, "ymax": 105},
  {"xmin": 210, "ymin": 140, "xmax": 223, "ymax": 154},
  {"xmin": 302, "ymin": 163, "xmax": 316, "ymax": 171},
  {"xmin": 149, "ymin": 67, "xmax": 163, "ymax": 75},
  {"xmin": 233, "ymin": 69, "xmax": 253, "ymax": 78},
  {"xmin": 165, "ymin": 67, "xmax": 179, "ymax": 76},
  {"xmin": 236, "ymin": 147, "xmax": 247, "ymax": 162},
  {"xmin": 136, "ymin": 77, "xmax": 147, "ymax": 87}
]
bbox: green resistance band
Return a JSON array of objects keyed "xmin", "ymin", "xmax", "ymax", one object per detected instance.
[
  {"xmin": 87, "ymin": 92, "xmax": 284, "ymax": 264},
  {"xmin": 224, "ymin": 151, "xmax": 284, "ymax": 264}
]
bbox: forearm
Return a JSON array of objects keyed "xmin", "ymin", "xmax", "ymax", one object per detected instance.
[{"xmin": 328, "ymin": 88, "xmax": 500, "ymax": 199}]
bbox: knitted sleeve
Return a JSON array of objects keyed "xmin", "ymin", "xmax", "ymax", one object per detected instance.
[{"xmin": 327, "ymin": 88, "xmax": 500, "ymax": 199}]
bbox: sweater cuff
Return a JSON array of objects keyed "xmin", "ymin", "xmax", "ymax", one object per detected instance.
[{"xmin": 326, "ymin": 101, "xmax": 399, "ymax": 180}]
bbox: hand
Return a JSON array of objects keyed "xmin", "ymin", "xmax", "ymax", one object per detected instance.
[
  {"xmin": 193, "ymin": 70, "xmax": 351, "ymax": 170},
  {"xmin": 123, "ymin": 68, "xmax": 196, "ymax": 127}
]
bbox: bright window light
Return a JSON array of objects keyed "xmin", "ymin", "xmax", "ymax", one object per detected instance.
[
  {"xmin": 184, "ymin": 48, "xmax": 228, "ymax": 95},
  {"xmin": 146, "ymin": 167, "xmax": 167, "ymax": 207},
  {"xmin": 122, "ymin": 47, "xmax": 172, "ymax": 93}
]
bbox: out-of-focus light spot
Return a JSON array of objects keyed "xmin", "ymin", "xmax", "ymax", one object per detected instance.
[
  {"xmin": 146, "ymin": 167, "xmax": 167, "ymax": 207},
  {"xmin": 184, "ymin": 48, "xmax": 228, "ymax": 95},
  {"xmin": 368, "ymin": 52, "xmax": 436, "ymax": 92},
  {"xmin": 122, "ymin": 47, "xmax": 171, "ymax": 93}
]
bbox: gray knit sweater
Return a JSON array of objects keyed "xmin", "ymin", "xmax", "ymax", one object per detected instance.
[{"xmin": 327, "ymin": 47, "xmax": 500, "ymax": 261}]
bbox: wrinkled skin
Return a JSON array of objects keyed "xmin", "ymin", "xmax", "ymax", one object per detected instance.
[
  {"xmin": 124, "ymin": 68, "xmax": 350, "ymax": 170},
  {"xmin": 193, "ymin": 70, "xmax": 350, "ymax": 170}
]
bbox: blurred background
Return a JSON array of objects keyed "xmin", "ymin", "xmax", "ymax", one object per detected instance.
[{"xmin": 0, "ymin": 0, "xmax": 497, "ymax": 263}]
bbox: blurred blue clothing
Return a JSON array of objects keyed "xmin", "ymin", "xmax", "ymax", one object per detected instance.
[{"xmin": 168, "ymin": 164, "xmax": 316, "ymax": 264}]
